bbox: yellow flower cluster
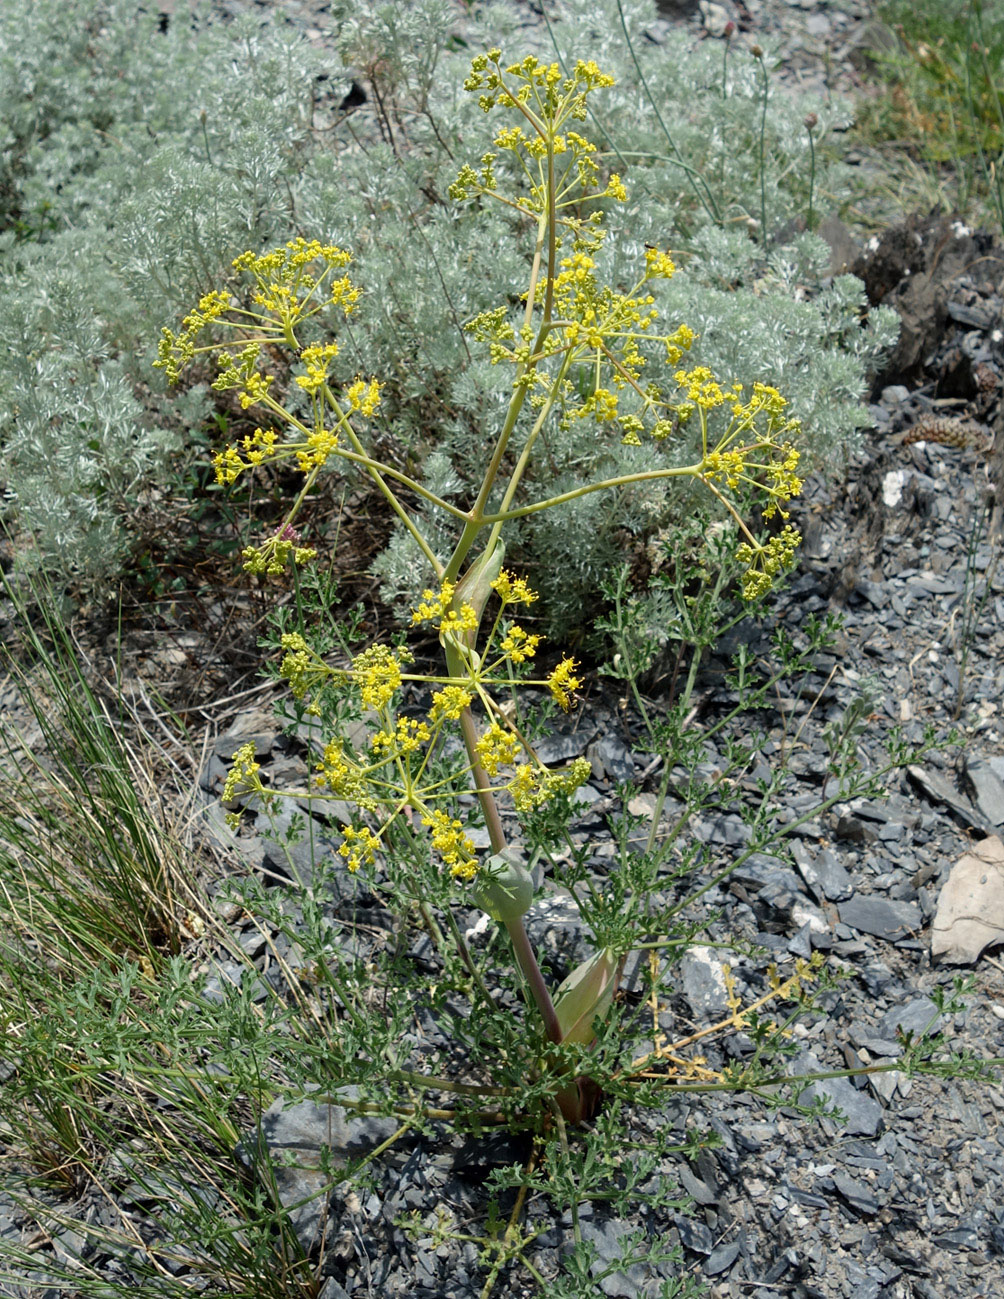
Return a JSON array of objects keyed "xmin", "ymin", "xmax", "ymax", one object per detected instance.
[
  {"xmin": 352, "ymin": 645, "xmax": 404, "ymax": 710},
  {"xmin": 508, "ymin": 757, "xmax": 592, "ymax": 813},
  {"xmin": 411, "ymin": 582, "xmax": 478, "ymax": 635},
  {"xmin": 695, "ymin": 386, "xmax": 803, "ymax": 513},
  {"xmin": 212, "ymin": 426, "xmax": 277, "ymax": 485},
  {"xmin": 222, "ymin": 742, "xmax": 261, "ymax": 802},
  {"xmin": 297, "ymin": 426, "xmax": 340, "ymax": 473},
  {"xmin": 221, "ymin": 742, "xmax": 263, "ymax": 828},
  {"xmin": 500, "ymin": 625, "xmax": 540, "ymax": 663},
  {"xmin": 451, "ymin": 52, "xmax": 623, "ymax": 215},
  {"xmin": 644, "ymin": 247, "xmax": 677, "ymax": 280},
  {"xmin": 490, "ymin": 570, "xmax": 538, "ymax": 605},
  {"xmin": 371, "ymin": 717, "xmax": 431, "ymax": 755},
  {"xmin": 153, "ymin": 290, "xmax": 232, "ymax": 382},
  {"xmin": 209, "ymin": 341, "xmax": 266, "ymax": 398},
  {"xmin": 239, "ymin": 372, "xmax": 273, "ymax": 410},
  {"xmin": 314, "ymin": 739, "xmax": 377, "ymax": 810},
  {"xmin": 475, "ymin": 722, "xmax": 523, "ymax": 776},
  {"xmin": 428, "ymin": 686, "xmax": 473, "ymax": 722},
  {"xmin": 157, "ymin": 241, "xmax": 360, "ymax": 388},
  {"xmin": 338, "ymin": 824, "xmax": 382, "ymax": 873},
  {"xmin": 422, "ymin": 809, "xmax": 478, "ymax": 880},
  {"xmin": 736, "ymin": 524, "xmax": 802, "ymax": 601},
  {"xmin": 547, "ymin": 657, "xmax": 582, "ymax": 710},
  {"xmin": 233, "ymin": 238, "xmax": 358, "ymax": 320},
  {"xmin": 279, "ymin": 632, "xmax": 340, "ymax": 703},
  {"xmin": 232, "ymin": 238, "xmax": 351, "ymax": 277},
  {"xmin": 673, "ymin": 366, "xmax": 732, "ymax": 411},
  {"xmin": 663, "ymin": 323, "xmax": 696, "ymax": 366},
  {"xmin": 241, "ymin": 531, "xmax": 317, "ymax": 577},
  {"xmin": 465, "ymin": 306, "xmax": 515, "ymax": 364},
  {"xmin": 704, "ymin": 448, "xmax": 747, "ymax": 490},
  {"xmin": 296, "ymin": 342, "xmax": 339, "ymax": 395},
  {"xmin": 345, "ymin": 377, "xmax": 382, "ymax": 417}
]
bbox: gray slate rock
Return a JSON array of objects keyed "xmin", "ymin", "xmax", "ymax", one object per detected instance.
[
  {"xmin": 587, "ymin": 732, "xmax": 635, "ymax": 783},
  {"xmin": 907, "ymin": 764, "xmax": 994, "ymax": 835},
  {"xmin": 831, "ymin": 1170, "xmax": 880, "ymax": 1215},
  {"xmin": 704, "ymin": 1239, "xmax": 742, "ymax": 1275},
  {"xmin": 878, "ymin": 997, "xmax": 943, "ymax": 1040},
  {"xmin": 675, "ymin": 1213, "xmax": 713, "ymax": 1254},
  {"xmin": 963, "ymin": 757, "xmax": 1004, "ymax": 826},
  {"xmin": 677, "ymin": 1162, "xmax": 718, "ymax": 1206},
  {"xmin": 791, "ymin": 842, "xmax": 854, "ymax": 902},
  {"xmin": 789, "ymin": 1050, "xmax": 884, "ymax": 1136},
  {"xmin": 241, "ymin": 1095, "xmax": 400, "ymax": 1254},
  {"xmin": 838, "ymin": 895, "xmax": 922, "ymax": 943},
  {"xmin": 534, "ymin": 723, "xmax": 597, "ymax": 765},
  {"xmin": 680, "ymin": 946, "xmax": 730, "ymax": 1018}
]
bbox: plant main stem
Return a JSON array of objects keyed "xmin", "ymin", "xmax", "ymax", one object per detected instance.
[{"xmin": 456, "ymin": 704, "xmax": 563, "ymax": 1046}]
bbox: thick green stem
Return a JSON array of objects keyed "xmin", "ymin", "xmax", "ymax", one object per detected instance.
[
  {"xmin": 503, "ymin": 914, "xmax": 563, "ymax": 1047},
  {"xmin": 457, "ymin": 705, "xmax": 507, "ymax": 853},
  {"xmin": 454, "ymin": 683, "xmax": 564, "ymax": 1048}
]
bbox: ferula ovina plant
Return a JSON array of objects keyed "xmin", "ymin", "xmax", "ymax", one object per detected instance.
[{"xmin": 157, "ymin": 51, "xmax": 804, "ymax": 1121}]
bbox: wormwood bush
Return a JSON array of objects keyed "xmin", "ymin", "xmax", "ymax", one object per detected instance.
[
  {"xmin": 0, "ymin": 0, "xmax": 897, "ymax": 624},
  {"xmin": 0, "ymin": 0, "xmax": 341, "ymax": 580}
]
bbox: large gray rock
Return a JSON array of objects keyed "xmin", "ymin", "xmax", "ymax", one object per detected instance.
[{"xmin": 240, "ymin": 1094, "xmax": 400, "ymax": 1254}]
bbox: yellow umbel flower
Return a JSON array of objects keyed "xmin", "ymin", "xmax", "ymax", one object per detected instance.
[
  {"xmin": 500, "ymin": 625, "xmax": 541, "ymax": 664},
  {"xmin": 412, "ymin": 581, "xmax": 456, "ymax": 624},
  {"xmin": 242, "ymin": 526, "xmax": 317, "ymax": 577},
  {"xmin": 296, "ymin": 342, "xmax": 339, "ymax": 395},
  {"xmin": 490, "ymin": 570, "xmax": 538, "ymax": 605},
  {"xmin": 475, "ymin": 722, "xmax": 522, "ymax": 777},
  {"xmin": 411, "ymin": 582, "xmax": 478, "ymax": 634},
  {"xmin": 674, "ymin": 366, "xmax": 726, "ymax": 410},
  {"xmin": 370, "ymin": 717, "xmax": 432, "ymax": 756},
  {"xmin": 736, "ymin": 524, "xmax": 801, "ymax": 601},
  {"xmin": 221, "ymin": 743, "xmax": 264, "ymax": 827},
  {"xmin": 279, "ymin": 632, "xmax": 338, "ymax": 701},
  {"xmin": 352, "ymin": 645, "xmax": 403, "ymax": 710},
  {"xmin": 297, "ymin": 426, "xmax": 339, "ymax": 472},
  {"xmin": 506, "ymin": 757, "xmax": 591, "ymax": 812},
  {"xmin": 314, "ymin": 740, "xmax": 377, "ymax": 810},
  {"xmin": 422, "ymin": 809, "xmax": 478, "ymax": 880},
  {"xmin": 338, "ymin": 825, "xmax": 382, "ymax": 873},
  {"xmin": 644, "ymin": 247, "xmax": 676, "ymax": 280},
  {"xmin": 429, "ymin": 686, "xmax": 473, "ymax": 722},
  {"xmin": 345, "ymin": 376, "xmax": 382, "ymax": 417},
  {"xmin": 547, "ymin": 657, "xmax": 582, "ymax": 710},
  {"xmin": 222, "ymin": 743, "xmax": 261, "ymax": 802}
]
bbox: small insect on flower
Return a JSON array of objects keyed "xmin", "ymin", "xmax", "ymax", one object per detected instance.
[{"xmin": 547, "ymin": 656, "xmax": 582, "ymax": 710}]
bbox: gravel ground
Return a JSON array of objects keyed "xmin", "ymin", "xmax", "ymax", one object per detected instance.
[{"xmin": 3, "ymin": 3, "xmax": 1004, "ymax": 1297}]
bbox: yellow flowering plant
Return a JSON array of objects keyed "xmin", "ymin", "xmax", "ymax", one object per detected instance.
[{"xmin": 158, "ymin": 51, "xmax": 805, "ymax": 1123}]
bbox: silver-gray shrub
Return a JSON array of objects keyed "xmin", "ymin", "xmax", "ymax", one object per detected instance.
[
  {"xmin": 0, "ymin": 0, "xmax": 897, "ymax": 620},
  {"xmin": 0, "ymin": 0, "xmax": 340, "ymax": 581}
]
